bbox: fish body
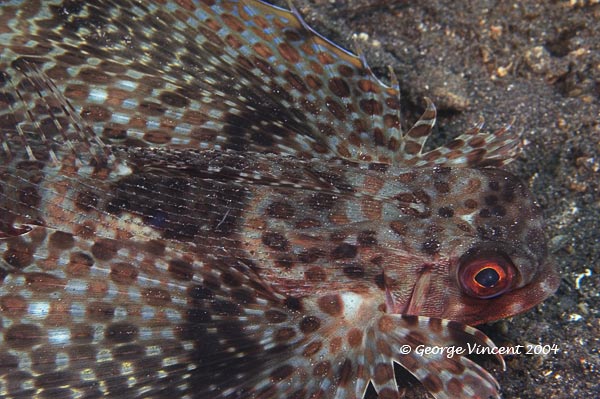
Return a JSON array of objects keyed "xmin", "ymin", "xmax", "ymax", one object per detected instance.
[{"xmin": 0, "ymin": 1, "xmax": 559, "ymax": 398}]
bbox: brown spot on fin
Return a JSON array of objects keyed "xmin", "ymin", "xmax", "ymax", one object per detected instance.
[{"xmin": 1, "ymin": 61, "xmax": 109, "ymax": 166}]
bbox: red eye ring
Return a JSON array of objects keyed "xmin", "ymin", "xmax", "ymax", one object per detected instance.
[{"xmin": 458, "ymin": 253, "xmax": 515, "ymax": 299}]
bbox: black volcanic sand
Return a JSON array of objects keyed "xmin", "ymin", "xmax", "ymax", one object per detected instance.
[{"xmin": 288, "ymin": 0, "xmax": 599, "ymax": 397}]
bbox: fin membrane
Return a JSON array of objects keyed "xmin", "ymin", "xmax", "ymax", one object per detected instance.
[{"xmin": 0, "ymin": 0, "xmax": 520, "ymax": 166}]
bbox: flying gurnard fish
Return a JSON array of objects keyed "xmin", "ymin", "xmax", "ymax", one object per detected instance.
[{"xmin": 0, "ymin": 0, "xmax": 559, "ymax": 398}]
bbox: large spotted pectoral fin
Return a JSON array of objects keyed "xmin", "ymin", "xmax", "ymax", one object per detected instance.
[
  {"xmin": 1, "ymin": 0, "xmax": 350, "ymax": 159},
  {"xmin": 0, "ymin": 224, "xmax": 374, "ymax": 399},
  {"xmin": 0, "ymin": 224, "xmax": 281, "ymax": 398},
  {"xmin": 2, "ymin": 0, "xmax": 520, "ymax": 168},
  {"xmin": 373, "ymin": 314, "xmax": 503, "ymax": 399}
]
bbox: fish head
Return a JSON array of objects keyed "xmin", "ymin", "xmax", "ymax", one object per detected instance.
[{"xmin": 383, "ymin": 166, "xmax": 559, "ymax": 325}]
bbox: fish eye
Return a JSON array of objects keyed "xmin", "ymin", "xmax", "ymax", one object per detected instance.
[
  {"xmin": 458, "ymin": 251, "xmax": 515, "ymax": 299},
  {"xmin": 475, "ymin": 267, "xmax": 500, "ymax": 287}
]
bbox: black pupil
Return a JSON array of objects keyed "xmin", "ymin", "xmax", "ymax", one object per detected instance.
[{"xmin": 475, "ymin": 268, "xmax": 500, "ymax": 287}]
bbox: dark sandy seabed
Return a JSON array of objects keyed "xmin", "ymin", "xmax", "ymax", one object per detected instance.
[{"xmin": 272, "ymin": 0, "xmax": 599, "ymax": 397}]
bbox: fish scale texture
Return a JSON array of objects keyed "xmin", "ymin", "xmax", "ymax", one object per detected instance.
[{"xmin": 0, "ymin": 1, "xmax": 558, "ymax": 398}]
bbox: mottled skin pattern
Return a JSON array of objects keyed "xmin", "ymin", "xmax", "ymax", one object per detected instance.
[{"xmin": 0, "ymin": 1, "xmax": 558, "ymax": 399}]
